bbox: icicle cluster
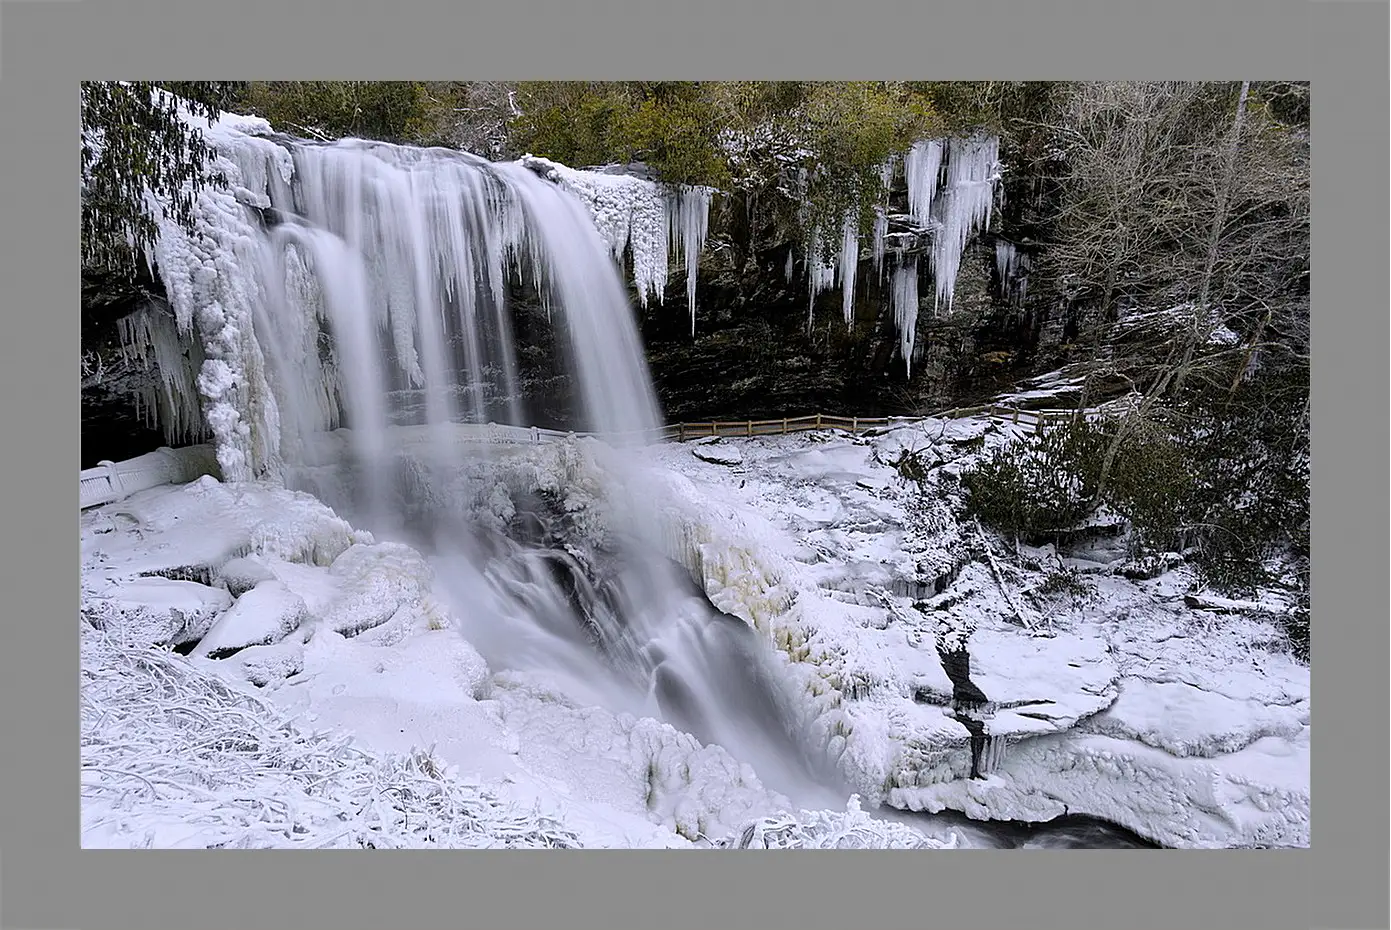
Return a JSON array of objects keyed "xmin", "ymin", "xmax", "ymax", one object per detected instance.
[
  {"xmin": 928, "ymin": 136, "xmax": 1001, "ymax": 311},
  {"xmin": 526, "ymin": 157, "xmax": 714, "ymax": 335},
  {"xmin": 143, "ymin": 138, "xmax": 284, "ymax": 483},
  {"xmin": 904, "ymin": 139, "xmax": 943, "ymax": 227},
  {"xmin": 872, "ymin": 156, "xmax": 895, "ymax": 280},
  {"xmin": 115, "ymin": 303, "xmax": 207, "ymax": 446},
  {"xmin": 872, "ymin": 134, "xmax": 1002, "ymax": 374},
  {"xmin": 805, "ymin": 225, "xmax": 839, "ymax": 325},
  {"xmin": 890, "ymin": 260, "xmax": 921, "ymax": 378}
]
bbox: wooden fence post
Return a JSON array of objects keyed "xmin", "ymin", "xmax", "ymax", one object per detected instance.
[
  {"xmin": 782, "ymin": 418, "xmax": 788, "ymax": 435},
  {"xmin": 816, "ymin": 413, "xmax": 822, "ymax": 429},
  {"xmin": 747, "ymin": 420, "xmax": 753, "ymax": 437}
]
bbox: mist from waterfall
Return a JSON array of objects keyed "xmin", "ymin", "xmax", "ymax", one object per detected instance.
[{"xmin": 143, "ymin": 113, "xmax": 839, "ymax": 809}]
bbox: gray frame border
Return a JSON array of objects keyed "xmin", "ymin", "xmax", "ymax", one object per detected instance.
[{"xmin": 4, "ymin": 0, "xmax": 1386, "ymax": 928}]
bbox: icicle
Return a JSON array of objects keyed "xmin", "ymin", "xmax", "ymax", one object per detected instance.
[
  {"xmin": 670, "ymin": 185, "xmax": 713, "ymax": 336},
  {"xmin": 806, "ymin": 226, "xmax": 837, "ymax": 326},
  {"xmin": 879, "ymin": 156, "xmax": 896, "ymax": 193},
  {"xmin": 994, "ymin": 239, "xmax": 1015, "ymax": 288},
  {"xmin": 904, "ymin": 139, "xmax": 943, "ymax": 228},
  {"xmin": 838, "ymin": 213, "xmax": 859, "ymax": 327},
  {"xmin": 994, "ymin": 238, "xmax": 1030, "ymax": 305},
  {"xmin": 872, "ymin": 207, "xmax": 889, "ymax": 280},
  {"xmin": 890, "ymin": 259, "xmax": 920, "ymax": 378},
  {"xmin": 784, "ymin": 248, "xmax": 795, "ymax": 283}
]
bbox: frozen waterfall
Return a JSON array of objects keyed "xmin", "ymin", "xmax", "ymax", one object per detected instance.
[{"xmin": 139, "ymin": 112, "xmax": 667, "ymax": 488}]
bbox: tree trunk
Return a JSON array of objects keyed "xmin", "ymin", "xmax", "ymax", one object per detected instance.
[{"xmin": 1175, "ymin": 80, "xmax": 1250, "ymax": 394}]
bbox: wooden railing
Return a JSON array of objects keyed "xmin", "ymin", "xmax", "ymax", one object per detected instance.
[
  {"xmin": 80, "ymin": 398, "xmax": 1134, "ymax": 509},
  {"xmin": 659, "ymin": 398, "xmax": 1130, "ymax": 442}
]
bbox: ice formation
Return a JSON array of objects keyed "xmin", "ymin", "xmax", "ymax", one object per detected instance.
[
  {"xmin": 137, "ymin": 107, "xmax": 667, "ymax": 486},
  {"xmin": 994, "ymin": 238, "xmax": 1031, "ymax": 305},
  {"xmin": 838, "ymin": 214, "xmax": 859, "ymax": 326},
  {"xmin": 890, "ymin": 260, "xmax": 921, "ymax": 377},
  {"xmin": 805, "ymin": 225, "xmax": 839, "ymax": 325},
  {"xmin": 872, "ymin": 157, "xmax": 895, "ymax": 280},
  {"xmin": 904, "ymin": 139, "xmax": 943, "ymax": 227},
  {"xmin": 521, "ymin": 158, "xmax": 714, "ymax": 335},
  {"xmin": 928, "ymin": 136, "xmax": 1001, "ymax": 311},
  {"xmin": 798, "ymin": 136, "xmax": 1000, "ymax": 362},
  {"xmin": 115, "ymin": 303, "xmax": 207, "ymax": 446},
  {"xmin": 871, "ymin": 207, "xmax": 889, "ymax": 281}
]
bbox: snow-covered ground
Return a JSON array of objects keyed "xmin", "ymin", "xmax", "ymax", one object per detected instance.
[
  {"xmin": 79, "ymin": 415, "xmax": 1308, "ymax": 849},
  {"xmin": 634, "ymin": 417, "xmax": 1310, "ymax": 849},
  {"xmin": 79, "ymin": 474, "xmax": 956, "ymax": 849}
]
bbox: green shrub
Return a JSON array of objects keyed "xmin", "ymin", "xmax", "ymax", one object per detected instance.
[{"xmin": 960, "ymin": 419, "xmax": 1107, "ymax": 538}]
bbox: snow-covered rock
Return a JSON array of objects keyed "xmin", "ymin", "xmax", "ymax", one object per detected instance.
[
  {"xmin": 191, "ymin": 580, "xmax": 307, "ymax": 658},
  {"xmin": 692, "ymin": 443, "xmax": 744, "ymax": 466},
  {"xmin": 83, "ymin": 576, "xmax": 232, "ymax": 647}
]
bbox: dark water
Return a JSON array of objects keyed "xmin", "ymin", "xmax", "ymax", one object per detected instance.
[{"xmin": 921, "ymin": 810, "xmax": 1163, "ymax": 849}]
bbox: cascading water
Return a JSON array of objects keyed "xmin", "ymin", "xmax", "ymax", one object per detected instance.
[{"xmin": 141, "ymin": 107, "xmax": 841, "ymax": 810}]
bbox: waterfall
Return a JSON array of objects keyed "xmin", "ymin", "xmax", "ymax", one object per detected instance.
[{"xmin": 142, "ymin": 111, "xmax": 665, "ymax": 492}]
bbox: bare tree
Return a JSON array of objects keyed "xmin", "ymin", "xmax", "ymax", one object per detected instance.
[{"xmin": 1035, "ymin": 81, "xmax": 1308, "ymax": 505}]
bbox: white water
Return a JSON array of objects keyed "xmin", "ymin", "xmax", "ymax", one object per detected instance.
[{"xmin": 143, "ymin": 112, "xmax": 837, "ymax": 811}]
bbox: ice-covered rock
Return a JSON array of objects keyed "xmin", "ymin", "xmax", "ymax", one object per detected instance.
[
  {"xmin": 83, "ymin": 577, "xmax": 232, "ymax": 647},
  {"xmin": 191, "ymin": 580, "xmax": 307, "ymax": 658}
]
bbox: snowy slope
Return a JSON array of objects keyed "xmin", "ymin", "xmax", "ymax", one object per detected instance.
[
  {"xmin": 79, "ymin": 478, "xmax": 958, "ymax": 850},
  {"xmin": 629, "ymin": 419, "xmax": 1309, "ymax": 849}
]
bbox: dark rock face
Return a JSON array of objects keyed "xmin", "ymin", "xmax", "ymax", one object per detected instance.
[
  {"xmin": 80, "ymin": 274, "xmax": 177, "ymax": 469},
  {"xmin": 80, "ymin": 157, "xmax": 1074, "ymax": 459},
  {"xmin": 637, "ymin": 237, "xmax": 1017, "ymax": 424}
]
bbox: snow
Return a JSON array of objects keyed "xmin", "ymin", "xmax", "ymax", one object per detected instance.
[
  {"xmin": 80, "ymin": 424, "xmax": 1307, "ymax": 848},
  {"xmin": 82, "ymin": 576, "xmax": 232, "ymax": 648},
  {"xmin": 80, "ymin": 477, "xmax": 958, "ymax": 849},
  {"xmin": 81, "ymin": 626, "xmax": 585, "ymax": 850},
  {"xmin": 632, "ymin": 417, "xmax": 1309, "ymax": 849},
  {"xmin": 190, "ymin": 580, "xmax": 306, "ymax": 658},
  {"xmin": 692, "ymin": 443, "xmax": 744, "ymax": 466}
]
